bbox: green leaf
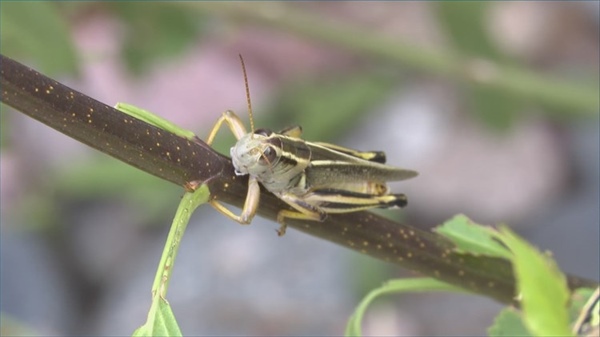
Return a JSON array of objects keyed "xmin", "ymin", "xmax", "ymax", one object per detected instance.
[
  {"xmin": 115, "ymin": 103, "xmax": 197, "ymax": 140},
  {"xmin": 0, "ymin": 2, "xmax": 79, "ymax": 76},
  {"xmin": 434, "ymin": 214, "xmax": 512, "ymax": 259},
  {"xmin": 493, "ymin": 226, "xmax": 573, "ymax": 337},
  {"xmin": 345, "ymin": 278, "xmax": 464, "ymax": 336},
  {"xmin": 133, "ymin": 297, "xmax": 182, "ymax": 337},
  {"xmin": 488, "ymin": 307, "xmax": 532, "ymax": 337}
]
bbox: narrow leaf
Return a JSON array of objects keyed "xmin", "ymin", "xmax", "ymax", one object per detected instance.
[
  {"xmin": 488, "ymin": 307, "xmax": 532, "ymax": 337},
  {"xmin": 494, "ymin": 226, "xmax": 572, "ymax": 336},
  {"xmin": 346, "ymin": 278, "xmax": 464, "ymax": 336},
  {"xmin": 435, "ymin": 214, "xmax": 512, "ymax": 259},
  {"xmin": 0, "ymin": 2, "xmax": 78, "ymax": 75},
  {"xmin": 133, "ymin": 298, "xmax": 182, "ymax": 337}
]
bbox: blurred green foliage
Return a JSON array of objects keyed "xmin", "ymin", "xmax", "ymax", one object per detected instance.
[
  {"xmin": 435, "ymin": 2, "xmax": 523, "ymax": 131},
  {"xmin": 2, "ymin": 2, "xmax": 597, "ymax": 132},
  {"xmin": 108, "ymin": 2, "xmax": 205, "ymax": 75},
  {"xmin": 1, "ymin": 1, "xmax": 598, "ymax": 231},
  {"xmin": 436, "ymin": 2, "xmax": 505, "ymax": 60},
  {"xmin": 1, "ymin": 2, "xmax": 79, "ymax": 76},
  {"xmin": 264, "ymin": 72, "xmax": 398, "ymax": 141},
  {"xmin": 0, "ymin": 2, "xmax": 205, "ymax": 76}
]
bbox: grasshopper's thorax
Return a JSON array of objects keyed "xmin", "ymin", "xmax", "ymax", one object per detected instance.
[{"xmin": 231, "ymin": 129, "xmax": 311, "ymax": 194}]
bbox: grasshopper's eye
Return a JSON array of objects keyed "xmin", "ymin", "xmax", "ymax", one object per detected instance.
[
  {"xmin": 259, "ymin": 146, "xmax": 278, "ymax": 165},
  {"xmin": 254, "ymin": 129, "xmax": 272, "ymax": 137}
]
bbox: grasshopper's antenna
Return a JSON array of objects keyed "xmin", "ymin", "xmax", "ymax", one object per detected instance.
[{"xmin": 238, "ymin": 54, "xmax": 255, "ymax": 134}]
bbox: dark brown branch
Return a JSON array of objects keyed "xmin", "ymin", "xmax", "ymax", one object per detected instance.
[{"xmin": 1, "ymin": 54, "xmax": 596, "ymax": 305}]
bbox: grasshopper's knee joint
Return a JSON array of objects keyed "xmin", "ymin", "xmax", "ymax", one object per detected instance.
[
  {"xmin": 240, "ymin": 215, "xmax": 252, "ymax": 225},
  {"xmin": 275, "ymin": 211, "xmax": 289, "ymax": 236},
  {"xmin": 211, "ymin": 200, "xmax": 254, "ymax": 226}
]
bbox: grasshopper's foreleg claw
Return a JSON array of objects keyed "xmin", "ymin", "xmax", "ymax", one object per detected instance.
[
  {"xmin": 276, "ymin": 223, "xmax": 287, "ymax": 237},
  {"xmin": 276, "ymin": 193, "xmax": 327, "ymax": 236}
]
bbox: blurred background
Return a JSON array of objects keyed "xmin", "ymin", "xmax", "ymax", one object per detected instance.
[{"xmin": 1, "ymin": 2, "xmax": 598, "ymax": 335}]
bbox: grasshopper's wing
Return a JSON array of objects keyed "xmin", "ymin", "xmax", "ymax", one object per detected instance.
[
  {"xmin": 306, "ymin": 160, "xmax": 417, "ymax": 187},
  {"xmin": 311, "ymin": 141, "xmax": 386, "ymax": 163},
  {"xmin": 306, "ymin": 142, "xmax": 417, "ymax": 184},
  {"xmin": 279, "ymin": 126, "xmax": 303, "ymax": 138}
]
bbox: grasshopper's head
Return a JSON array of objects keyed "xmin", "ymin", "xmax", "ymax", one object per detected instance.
[{"xmin": 230, "ymin": 129, "xmax": 280, "ymax": 177}]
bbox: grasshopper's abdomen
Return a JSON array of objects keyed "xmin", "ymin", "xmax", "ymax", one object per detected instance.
[{"xmin": 326, "ymin": 181, "xmax": 390, "ymax": 195}]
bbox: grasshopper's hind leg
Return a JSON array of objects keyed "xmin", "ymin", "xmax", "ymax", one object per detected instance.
[{"xmin": 276, "ymin": 193, "xmax": 326, "ymax": 236}]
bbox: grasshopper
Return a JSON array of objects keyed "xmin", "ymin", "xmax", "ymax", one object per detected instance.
[{"xmin": 206, "ymin": 56, "xmax": 418, "ymax": 236}]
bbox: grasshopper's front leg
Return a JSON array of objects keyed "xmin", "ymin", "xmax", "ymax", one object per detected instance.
[
  {"xmin": 210, "ymin": 177, "xmax": 260, "ymax": 224},
  {"xmin": 206, "ymin": 110, "xmax": 260, "ymax": 225},
  {"xmin": 206, "ymin": 110, "xmax": 248, "ymax": 145}
]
